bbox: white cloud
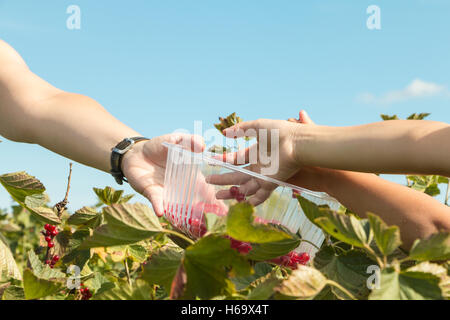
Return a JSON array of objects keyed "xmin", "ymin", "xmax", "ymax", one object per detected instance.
[{"xmin": 357, "ymin": 79, "xmax": 448, "ymax": 105}]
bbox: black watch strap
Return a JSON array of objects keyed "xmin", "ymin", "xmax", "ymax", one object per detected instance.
[{"xmin": 110, "ymin": 137, "xmax": 149, "ymax": 185}]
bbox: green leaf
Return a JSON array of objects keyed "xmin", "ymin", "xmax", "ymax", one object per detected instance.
[
  {"xmin": 314, "ymin": 210, "xmax": 372, "ymax": 248},
  {"xmin": 232, "ymin": 262, "xmax": 273, "ymax": 291},
  {"xmin": 246, "ymin": 237, "xmax": 301, "ymax": 261},
  {"xmin": 61, "ymin": 229, "xmax": 92, "ymax": 269},
  {"xmin": 369, "ymin": 267, "xmax": 443, "ymax": 300},
  {"xmin": 67, "ymin": 206, "xmax": 102, "ymax": 228},
  {"xmin": 127, "ymin": 244, "xmax": 147, "ymax": 263},
  {"xmin": 314, "ymin": 246, "xmax": 374, "ymax": 299},
  {"xmin": 93, "ymin": 186, "xmax": 134, "ymax": 206},
  {"xmin": 84, "ymin": 272, "xmax": 114, "ymax": 294},
  {"xmin": 142, "ymin": 245, "xmax": 183, "ymax": 290},
  {"xmin": 247, "ymin": 274, "xmax": 281, "ymax": 300},
  {"xmin": 23, "ymin": 269, "xmax": 62, "ymax": 300},
  {"xmin": 80, "ymin": 203, "xmax": 162, "ymax": 248},
  {"xmin": 1, "ymin": 285, "xmax": 25, "ymax": 300},
  {"xmin": 27, "ymin": 251, "xmax": 65, "ymax": 280},
  {"xmin": 0, "ymin": 172, "xmax": 60, "ymax": 224},
  {"xmin": 407, "ymin": 113, "xmax": 430, "ymax": 120},
  {"xmin": 275, "ymin": 265, "xmax": 328, "ymax": 300},
  {"xmin": 27, "ymin": 207, "xmax": 61, "ymax": 225},
  {"xmin": 205, "ymin": 212, "xmax": 226, "ymax": 234},
  {"xmin": 226, "ymin": 202, "xmax": 292, "ymax": 243},
  {"xmin": 183, "ymin": 235, "xmax": 252, "ymax": 299},
  {"xmin": 0, "ymin": 172, "xmax": 45, "ymax": 203},
  {"xmin": 409, "ymin": 232, "xmax": 450, "ymax": 261},
  {"xmin": 0, "ymin": 238, "xmax": 21, "ymax": 281},
  {"xmin": 380, "ymin": 114, "xmax": 399, "ymax": 121},
  {"xmin": 94, "ymin": 279, "xmax": 152, "ymax": 300},
  {"xmin": 368, "ymin": 213, "xmax": 402, "ymax": 256},
  {"xmin": 297, "ymin": 196, "xmax": 328, "ymax": 227}
]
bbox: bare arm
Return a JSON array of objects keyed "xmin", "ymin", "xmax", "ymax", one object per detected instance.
[
  {"xmin": 295, "ymin": 120, "xmax": 450, "ymax": 176},
  {"xmin": 0, "ymin": 39, "xmax": 139, "ymax": 172},
  {"xmin": 288, "ymin": 167, "xmax": 450, "ymax": 248}
]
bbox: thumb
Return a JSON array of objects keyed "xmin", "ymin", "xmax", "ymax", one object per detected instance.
[{"xmin": 299, "ymin": 110, "xmax": 315, "ymax": 125}]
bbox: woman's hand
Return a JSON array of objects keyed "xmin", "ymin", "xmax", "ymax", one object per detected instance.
[{"xmin": 121, "ymin": 133, "xmax": 205, "ymax": 217}]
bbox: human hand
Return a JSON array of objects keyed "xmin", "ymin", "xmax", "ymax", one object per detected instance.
[
  {"xmin": 121, "ymin": 133, "xmax": 205, "ymax": 217},
  {"xmin": 206, "ymin": 115, "xmax": 306, "ymax": 206}
]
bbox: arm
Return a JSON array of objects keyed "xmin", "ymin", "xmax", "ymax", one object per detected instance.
[
  {"xmin": 223, "ymin": 116, "xmax": 450, "ymax": 179},
  {"xmin": 0, "ymin": 39, "xmax": 204, "ymax": 216},
  {"xmin": 295, "ymin": 120, "xmax": 450, "ymax": 176},
  {"xmin": 0, "ymin": 39, "xmax": 139, "ymax": 171},
  {"xmin": 288, "ymin": 167, "xmax": 450, "ymax": 249}
]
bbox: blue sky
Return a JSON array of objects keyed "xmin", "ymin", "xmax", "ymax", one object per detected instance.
[{"xmin": 1, "ymin": 0, "xmax": 449, "ymax": 210}]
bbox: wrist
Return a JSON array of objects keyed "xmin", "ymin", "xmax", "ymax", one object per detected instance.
[
  {"xmin": 110, "ymin": 137, "xmax": 149, "ymax": 185},
  {"xmin": 292, "ymin": 124, "xmax": 319, "ymax": 166}
]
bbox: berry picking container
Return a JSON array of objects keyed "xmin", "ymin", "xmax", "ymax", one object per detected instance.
[{"xmin": 162, "ymin": 143, "xmax": 340, "ymax": 258}]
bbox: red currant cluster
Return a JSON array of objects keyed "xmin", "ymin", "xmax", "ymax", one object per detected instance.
[
  {"xmin": 43, "ymin": 224, "xmax": 58, "ymax": 248},
  {"xmin": 270, "ymin": 251, "xmax": 310, "ymax": 269},
  {"xmin": 228, "ymin": 237, "xmax": 252, "ymax": 254},
  {"xmin": 45, "ymin": 255, "xmax": 60, "ymax": 268},
  {"xmin": 187, "ymin": 217, "xmax": 207, "ymax": 238},
  {"xmin": 230, "ymin": 186, "xmax": 246, "ymax": 202},
  {"xmin": 79, "ymin": 283, "xmax": 92, "ymax": 300}
]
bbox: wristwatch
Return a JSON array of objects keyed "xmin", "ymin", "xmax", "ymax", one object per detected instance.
[{"xmin": 110, "ymin": 137, "xmax": 149, "ymax": 185}]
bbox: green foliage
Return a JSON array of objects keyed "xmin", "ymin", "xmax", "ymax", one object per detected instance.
[{"xmin": 226, "ymin": 202, "xmax": 293, "ymax": 243}]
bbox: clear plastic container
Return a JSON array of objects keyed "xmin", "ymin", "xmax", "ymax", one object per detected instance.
[{"xmin": 162, "ymin": 143, "xmax": 340, "ymax": 258}]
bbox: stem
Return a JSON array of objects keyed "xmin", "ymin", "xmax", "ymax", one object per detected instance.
[
  {"xmin": 163, "ymin": 229, "xmax": 195, "ymax": 245},
  {"xmin": 363, "ymin": 244, "xmax": 384, "ymax": 268},
  {"xmin": 124, "ymin": 259, "xmax": 132, "ymax": 288},
  {"xmin": 300, "ymin": 238, "xmax": 321, "ymax": 250},
  {"xmin": 326, "ymin": 280, "xmax": 357, "ymax": 300}
]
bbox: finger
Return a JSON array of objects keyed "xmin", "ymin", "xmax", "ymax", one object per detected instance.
[
  {"xmin": 299, "ymin": 110, "xmax": 315, "ymax": 125},
  {"xmin": 248, "ymin": 188, "xmax": 273, "ymax": 207},
  {"xmin": 206, "ymin": 171, "xmax": 251, "ymax": 186},
  {"xmin": 142, "ymin": 185, "xmax": 165, "ymax": 217},
  {"xmin": 238, "ymin": 179, "xmax": 261, "ymax": 197},
  {"xmin": 215, "ymin": 189, "xmax": 234, "ymax": 200},
  {"xmin": 172, "ymin": 133, "xmax": 205, "ymax": 153},
  {"xmin": 215, "ymin": 145, "xmax": 257, "ymax": 165},
  {"xmin": 222, "ymin": 119, "xmax": 269, "ymax": 138}
]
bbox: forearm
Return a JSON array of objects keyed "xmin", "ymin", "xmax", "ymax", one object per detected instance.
[
  {"xmin": 296, "ymin": 120, "xmax": 450, "ymax": 176},
  {"xmin": 323, "ymin": 170, "xmax": 450, "ymax": 248},
  {"xmin": 0, "ymin": 40, "xmax": 139, "ymax": 172},
  {"xmin": 23, "ymin": 92, "xmax": 140, "ymax": 172}
]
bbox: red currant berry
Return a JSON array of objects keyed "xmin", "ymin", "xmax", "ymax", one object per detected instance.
[
  {"xmin": 236, "ymin": 193, "xmax": 246, "ymax": 202},
  {"xmin": 51, "ymin": 229, "xmax": 58, "ymax": 237},
  {"xmin": 298, "ymin": 252, "xmax": 310, "ymax": 265},
  {"xmin": 45, "ymin": 260, "xmax": 51, "ymax": 265},
  {"xmin": 50, "ymin": 225, "xmax": 56, "ymax": 232},
  {"xmin": 48, "ymin": 241, "xmax": 54, "ymax": 248},
  {"xmin": 45, "ymin": 236, "xmax": 52, "ymax": 242},
  {"xmin": 44, "ymin": 224, "xmax": 51, "ymax": 231},
  {"xmin": 45, "ymin": 230, "xmax": 51, "ymax": 236},
  {"xmin": 52, "ymin": 255, "xmax": 60, "ymax": 262},
  {"xmin": 229, "ymin": 186, "xmax": 239, "ymax": 197}
]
